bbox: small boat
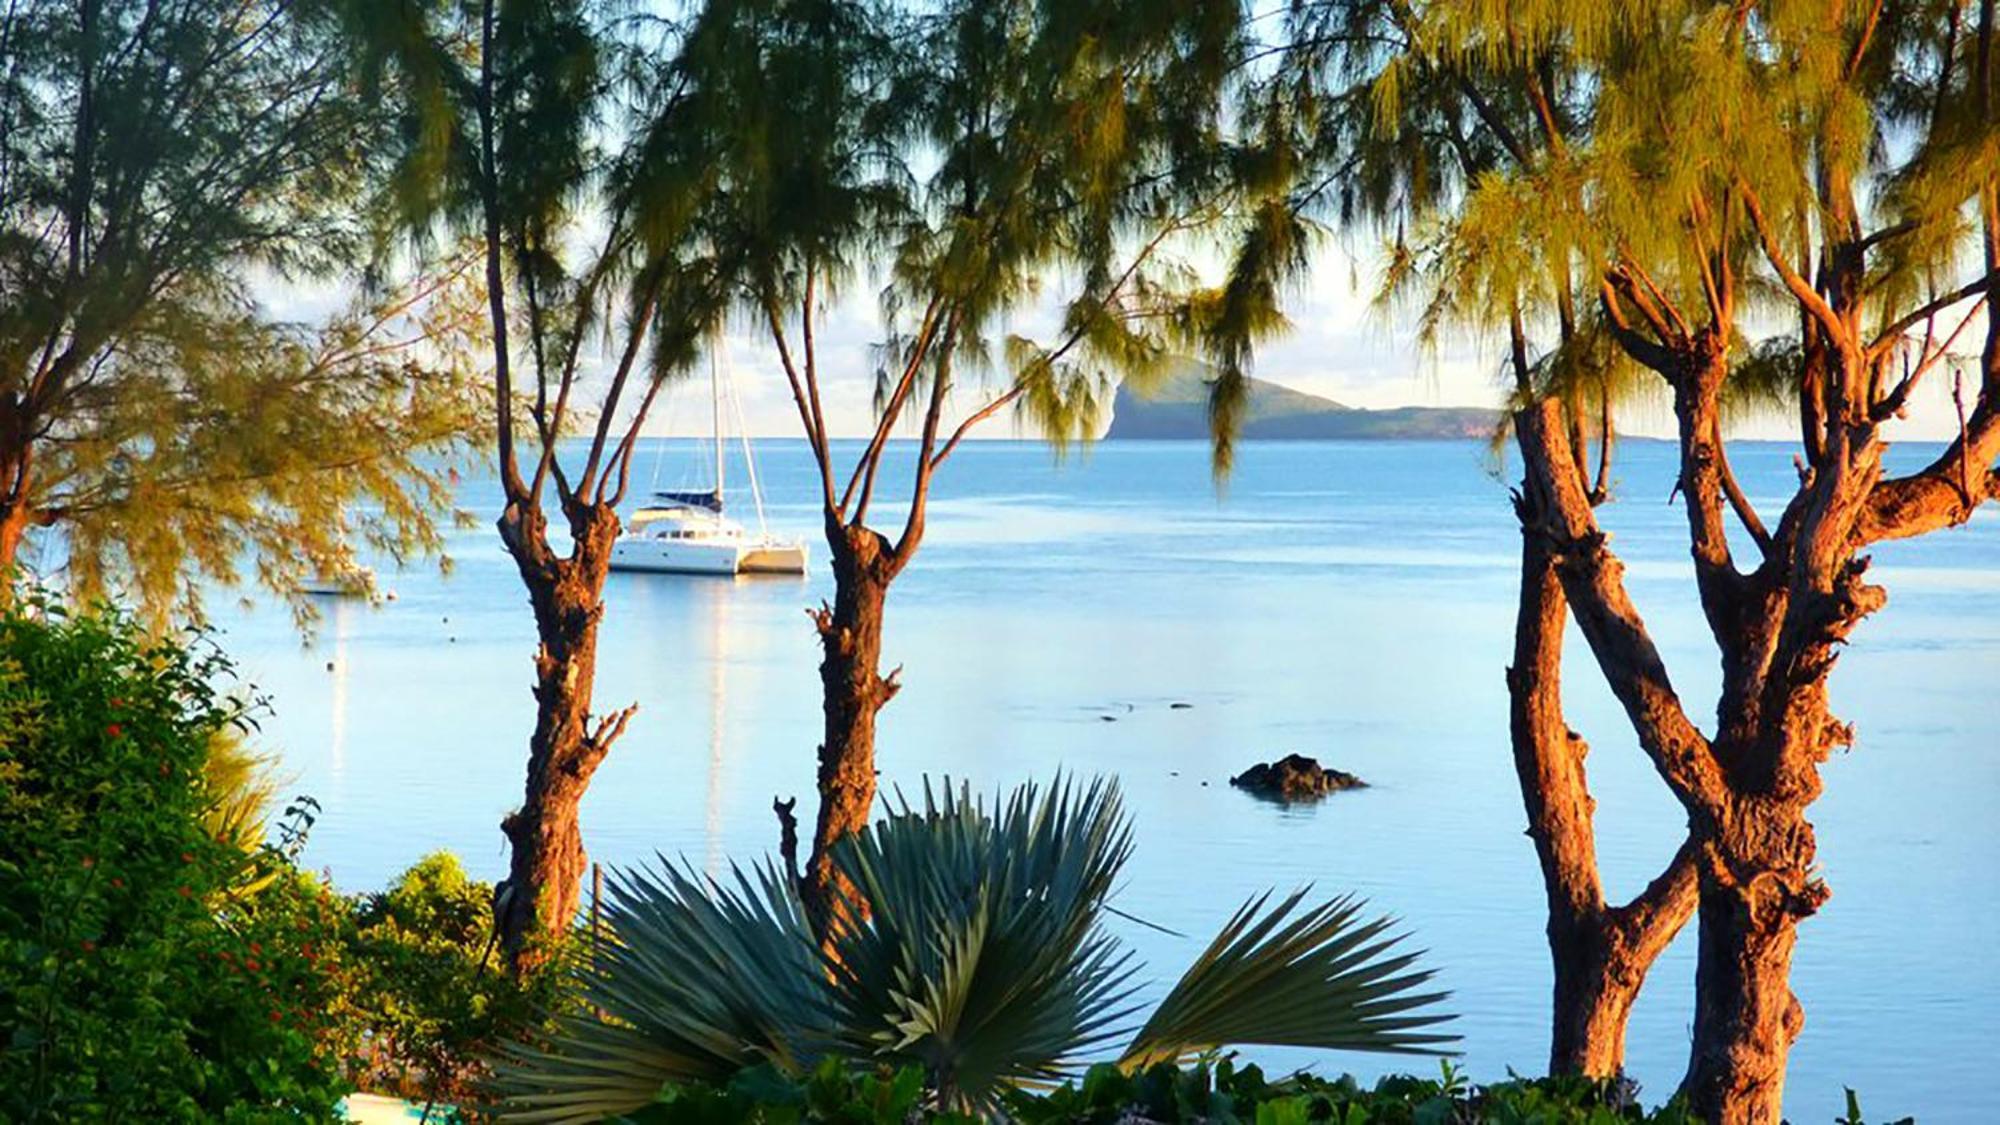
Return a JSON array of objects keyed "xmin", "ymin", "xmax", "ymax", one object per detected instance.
[
  {"xmin": 300, "ymin": 565, "xmax": 375, "ymax": 597},
  {"xmin": 610, "ymin": 344, "xmax": 808, "ymax": 577}
]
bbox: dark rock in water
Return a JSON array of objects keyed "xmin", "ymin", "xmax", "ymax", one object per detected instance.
[
  {"xmin": 1230, "ymin": 754, "xmax": 1367, "ymax": 801},
  {"xmin": 1169, "ymin": 701, "xmax": 1193, "ymax": 710}
]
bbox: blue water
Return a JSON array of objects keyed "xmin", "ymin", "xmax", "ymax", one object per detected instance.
[{"xmin": 212, "ymin": 438, "xmax": 2000, "ymax": 1122}]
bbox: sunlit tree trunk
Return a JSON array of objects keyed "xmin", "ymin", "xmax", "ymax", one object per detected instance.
[
  {"xmin": 493, "ymin": 501, "xmax": 629, "ymax": 971},
  {"xmin": 1509, "ymin": 402, "xmax": 1698, "ymax": 1077},
  {"xmin": 1679, "ymin": 425, "xmax": 1887, "ymax": 1123},
  {"xmin": 802, "ymin": 521, "xmax": 900, "ymax": 937},
  {"xmin": 0, "ymin": 397, "xmax": 34, "ymax": 574}
]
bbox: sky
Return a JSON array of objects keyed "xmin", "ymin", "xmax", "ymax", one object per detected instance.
[
  {"xmin": 264, "ymin": 235, "xmax": 1988, "ymax": 449},
  {"xmin": 648, "ymin": 247, "xmax": 1989, "ymax": 446}
]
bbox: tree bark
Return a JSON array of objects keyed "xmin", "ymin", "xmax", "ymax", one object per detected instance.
[
  {"xmin": 802, "ymin": 522, "xmax": 899, "ymax": 939},
  {"xmin": 493, "ymin": 500, "xmax": 629, "ymax": 973},
  {"xmin": 1680, "ymin": 526, "xmax": 1876, "ymax": 1122},
  {"xmin": 1510, "ymin": 402, "xmax": 1698, "ymax": 1077},
  {"xmin": 0, "ymin": 396, "xmax": 34, "ymax": 574},
  {"xmin": 1681, "ymin": 796, "xmax": 1818, "ymax": 1125}
]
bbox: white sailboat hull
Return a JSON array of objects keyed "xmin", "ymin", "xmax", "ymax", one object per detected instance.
[{"xmin": 609, "ymin": 536, "xmax": 808, "ymax": 576}]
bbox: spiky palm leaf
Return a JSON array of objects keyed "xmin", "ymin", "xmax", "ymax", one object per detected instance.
[
  {"xmin": 824, "ymin": 777, "xmax": 1145, "ymax": 1110},
  {"xmin": 488, "ymin": 861, "xmax": 830, "ymax": 1124},
  {"xmin": 1120, "ymin": 889, "xmax": 1456, "ymax": 1071},
  {"xmin": 492, "ymin": 776, "xmax": 1455, "ymax": 1123}
]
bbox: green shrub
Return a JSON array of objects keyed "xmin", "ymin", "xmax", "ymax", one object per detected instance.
[
  {"xmin": 610, "ymin": 1058, "xmax": 1713, "ymax": 1124},
  {"xmin": 344, "ymin": 850, "xmax": 573, "ymax": 1117},
  {"xmin": 0, "ymin": 601, "xmax": 352, "ymax": 1122},
  {"xmin": 614, "ymin": 1061, "xmax": 1918, "ymax": 1124}
]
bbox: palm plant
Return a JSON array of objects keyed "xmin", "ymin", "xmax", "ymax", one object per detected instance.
[{"xmin": 492, "ymin": 776, "xmax": 1454, "ymax": 1122}]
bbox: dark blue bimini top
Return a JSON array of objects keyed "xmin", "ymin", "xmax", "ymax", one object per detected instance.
[{"xmin": 654, "ymin": 490, "xmax": 723, "ymax": 513}]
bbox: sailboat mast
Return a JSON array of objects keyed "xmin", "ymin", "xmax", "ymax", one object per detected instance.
[{"xmin": 709, "ymin": 346, "xmax": 725, "ymax": 506}]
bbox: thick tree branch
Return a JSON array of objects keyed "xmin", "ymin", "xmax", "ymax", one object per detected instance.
[{"xmin": 1517, "ymin": 399, "xmax": 1727, "ymax": 814}]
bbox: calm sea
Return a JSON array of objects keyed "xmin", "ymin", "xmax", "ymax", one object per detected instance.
[{"xmin": 211, "ymin": 437, "xmax": 2000, "ymax": 1122}]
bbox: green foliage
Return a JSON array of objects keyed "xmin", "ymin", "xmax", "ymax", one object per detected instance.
[
  {"xmin": 343, "ymin": 851, "xmax": 575, "ymax": 1115},
  {"xmin": 1835, "ymin": 1087, "xmax": 1915, "ymax": 1125},
  {"xmin": 0, "ymin": 0, "xmax": 481, "ymax": 623},
  {"xmin": 616, "ymin": 1059, "xmax": 943, "ymax": 1125},
  {"xmin": 0, "ymin": 600, "xmax": 352, "ymax": 1121},
  {"xmin": 46, "ymin": 270, "xmax": 486, "ymax": 627},
  {"xmin": 612, "ymin": 1058, "xmax": 1716, "ymax": 1124},
  {"xmin": 493, "ymin": 777, "xmax": 1453, "ymax": 1123}
]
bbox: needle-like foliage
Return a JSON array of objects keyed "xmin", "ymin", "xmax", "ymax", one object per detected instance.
[
  {"xmin": 491, "ymin": 776, "xmax": 1454, "ymax": 1123},
  {"xmin": 0, "ymin": 0, "xmax": 483, "ymax": 620}
]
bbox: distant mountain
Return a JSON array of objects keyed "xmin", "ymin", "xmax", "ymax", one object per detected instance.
[{"xmin": 1104, "ymin": 360, "xmax": 1499, "ymax": 441}]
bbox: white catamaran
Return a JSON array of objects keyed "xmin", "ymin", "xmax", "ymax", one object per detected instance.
[{"xmin": 609, "ymin": 345, "xmax": 808, "ymax": 576}]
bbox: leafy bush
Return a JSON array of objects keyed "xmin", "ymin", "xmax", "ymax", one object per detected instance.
[
  {"xmin": 0, "ymin": 601, "xmax": 352, "ymax": 1122},
  {"xmin": 344, "ymin": 850, "xmax": 573, "ymax": 1116},
  {"xmin": 495, "ymin": 778, "xmax": 1454, "ymax": 1122},
  {"xmin": 610, "ymin": 1058, "xmax": 1709, "ymax": 1124}
]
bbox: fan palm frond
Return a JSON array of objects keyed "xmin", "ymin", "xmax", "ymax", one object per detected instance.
[
  {"xmin": 1119, "ymin": 888, "xmax": 1456, "ymax": 1071},
  {"xmin": 489, "ymin": 860, "xmax": 829, "ymax": 1124},
  {"xmin": 825, "ymin": 777, "xmax": 1145, "ymax": 1109},
  {"xmin": 493, "ymin": 776, "xmax": 1455, "ymax": 1122}
]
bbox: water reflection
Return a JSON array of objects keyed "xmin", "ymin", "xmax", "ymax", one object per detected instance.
[
  {"xmin": 328, "ymin": 596, "xmax": 352, "ymax": 779},
  {"xmin": 702, "ymin": 581, "xmax": 732, "ymax": 877}
]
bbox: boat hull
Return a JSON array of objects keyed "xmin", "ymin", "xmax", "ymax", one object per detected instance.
[
  {"xmin": 739, "ymin": 544, "xmax": 809, "ymax": 574},
  {"xmin": 609, "ymin": 537, "xmax": 808, "ymax": 576}
]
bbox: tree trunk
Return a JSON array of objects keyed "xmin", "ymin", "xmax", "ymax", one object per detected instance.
[
  {"xmin": 0, "ymin": 397, "xmax": 34, "ymax": 575},
  {"xmin": 1682, "ymin": 837, "xmax": 1807, "ymax": 1125},
  {"xmin": 1680, "ymin": 437, "xmax": 1878, "ymax": 1122},
  {"xmin": 494, "ymin": 501, "xmax": 628, "ymax": 973},
  {"xmin": 1679, "ymin": 779, "xmax": 1837, "ymax": 1125},
  {"xmin": 1510, "ymin": 405, "xmax": 1697, "ymax": 1077},
  {"xmin": 802, "ymin": 523, "xmax": 899, "ymax": 939}
]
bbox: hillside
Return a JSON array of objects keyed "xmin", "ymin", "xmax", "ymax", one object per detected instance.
[{"xmin": 1104, "ymin": 360, "xmax": 1498, "ymax": 440}]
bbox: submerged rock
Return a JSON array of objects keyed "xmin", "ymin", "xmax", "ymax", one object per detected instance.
[{"xmin": 1229, "ymin": 754, "xmax": 1367, "ymax": 801}]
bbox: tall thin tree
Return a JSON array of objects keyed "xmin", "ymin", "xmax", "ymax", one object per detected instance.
[
  {"xmin": 1400, "ymin": 3, "xmax": 1998, "ymax": 1119},
  {"xmin": 353, "ymin": 0, "xmax": 728, "ymax": 968},
  {"xmin": 664, "ymin": 0, "xmax": 1252, "ymax": 934}
]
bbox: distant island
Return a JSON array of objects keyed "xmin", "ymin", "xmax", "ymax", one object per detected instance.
[{"xmin": 1104, "ymin": 360, "xmax": 1499, "ymax": 440}]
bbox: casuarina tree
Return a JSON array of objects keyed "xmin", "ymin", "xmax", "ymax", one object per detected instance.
[
  {"xmin": 659, "ymin": 0, "xmax": 1258, "ymax": 936},
  {"xmin": 1219, "ymin": 4, "xmax": 1999, "ymax": 1120},
  {"xmin": 351, "ymin": 0, "xmax": 731, "ymax": 969},
  {"xmin": 0, "ymin": 0, "xmax": 481, "ymax": 618},
  {"xmin": 1213, "ymin": 0, "xmax": 1697, "ymax": 1077}
]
